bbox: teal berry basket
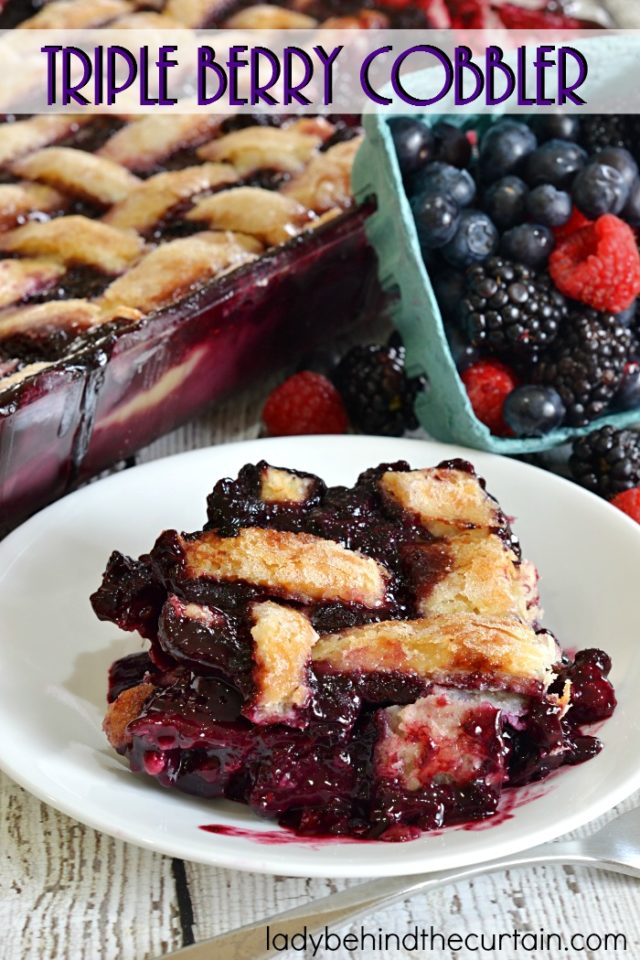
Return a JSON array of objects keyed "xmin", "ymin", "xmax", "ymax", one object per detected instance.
[{"xmin": 351, "ymin": 113, "xmax": 640, "ymax": 455}]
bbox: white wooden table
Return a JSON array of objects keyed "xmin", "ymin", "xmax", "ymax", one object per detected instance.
[{"xmin": 2, "ymin": 371, "xmax": 640, "ymax": 960}]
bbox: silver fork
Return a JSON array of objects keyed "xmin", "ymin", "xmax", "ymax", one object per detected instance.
[{"xmin": 156, "ymin": 805, "xmax": 640, "ymax": 960}]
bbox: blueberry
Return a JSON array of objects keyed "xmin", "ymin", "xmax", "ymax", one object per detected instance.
[
  {"xmin": 441, "ymin": 210, "xmax": 498, "ymax": 269},
  {"xmin": 523, "ymin": 139, "xmax": 588, "ymax": 189},
  {"xmin": 411, "ymin": 192, "xmax": 460, "ymax": 249},
  {"xmin": 500, "ymin": 223, "xmax": 554, "ymax": 268},
  {"xmin": 410, "ymin": 162, "xmax": 476, "ymax": 207},
  {"xmin": 479, "ymin": 120, "xmax": 537, "ymax": 182},
  {"xmin": 622, "ymin": 179, "xmax": 640, "ymax": 226},
  {"xmin": 525, "ymin": 184, "xmax": 572, "ymax": 227},
  {"xmin": 530, "ymin": 115, "xmax": 580, "ymax": 143},
  {"xmin": 483, "ymin": 176, "xmax": 528, "ymax": 229},
  {"xmin": 572, "ymin": 162, "xmax": 630, "ymax": 219},
  {"xmin": 388, "ymin": 118, "xmax": 434, "ymax": 177},
  {"xmin": 503, "ymin": 385, "xmax": 566, "ymax": 436},
  {"xmin": 614, "ymin": 362, "xmax": 640, "ymax": 411},
  {"xmin": 445, "ymin": 323, "xmax": 480, "ymax": 371},
  {"xmin": 593, "ymin": 147, "xmax": 638, "ymax": 191},
  {"xmin": 432, "ymin": 121, "xmax": 472, "ymax": 168}
]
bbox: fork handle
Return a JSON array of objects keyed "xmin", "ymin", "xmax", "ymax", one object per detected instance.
[{"xmin": 154, "ymin": 842, "xmax": 605, "ymax": 960}]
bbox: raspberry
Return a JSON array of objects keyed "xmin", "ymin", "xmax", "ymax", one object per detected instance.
[
  {"xmin": 610, "ymin": 486, "xmax": 640, "ymax": 524},
  {"xmin": 549, "ymin": 214, "xmax": 640, "ymax": 313},
  {"xmin": 460, "ymin": 359, "xmax": 517, "ymax": 436},
  {"xmin": 552, "ymin": 206, "xmax": 591, "ymax": 243},
  {"xmin": 262, "ymin": 371, "xmax": 349, "ymax": 437}
]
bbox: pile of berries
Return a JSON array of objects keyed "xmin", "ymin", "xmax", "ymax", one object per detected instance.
[
  {"xmin": 392, "ymin": 114, "xmax": 640, "ymax": 437},
  {"xmin": 261, "ymin": 338, "xmax": 425, "ymax": 438}
]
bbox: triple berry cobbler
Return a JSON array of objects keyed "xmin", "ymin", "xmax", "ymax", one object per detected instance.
[{"xmin": 92, "ymin": 458, "xmax": 616, "ymax": 841}]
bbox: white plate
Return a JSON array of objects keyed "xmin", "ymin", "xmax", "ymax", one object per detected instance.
[{"xmin": 1, "ymin": 435, "xmax": 639, "ymax": 878}]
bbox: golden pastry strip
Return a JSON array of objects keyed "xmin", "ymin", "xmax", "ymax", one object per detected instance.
[
  {"xmin": 259, "ymin": 466, "xmax": 317, "ymax": 504},
  {"xmin": 12, "ymin": 148, "xmax": 141, "ymax": 206},
  {"xmin": 103, "ymin": 683, "xmax": 155, "ymax": 751},
  {"xmin": 180, "ymin": 527, "xmax": 388, "ymax": 607},
  {"xmin": 18, "ymin": 0, "xmax": 130, "ymax": 28},
  {"xmin": 248, "ymin": 601, "xmax": 319, "ymax": 723},
  {"xmin": 414, "ymin": 533, "xmax": 532, "ymax": 622},
  {"xmin": 164, "ymin": 0, "xmax": 229, "ymax": 27},
  {"xmin": 284, "ymin": 138, "xmax": 362, "ymax": 213},
  {"xmin": 0, "ymin": 183, "xmax": 66, "ymax": 232},
  {"xmin": 0, "ymin": 259, "xmax": 65, "ymax": 311},
  {"xmin": 98, "ymin": 116, "xmax": 222, "ymax": 172},
  {"xmin": 187, "ymin": 187, "xmax": 311, "ymax": 245},
  {"xmin": 312, "ymin": 614, "xmax": 558, "ymax": 694},
  {"xmin": 380, "ymin": 467, "xmax": 502, "ymax": 538},
  {"xmin": 197, "ymin": 127, "xmax": 322, "ymax": 176},
  {"xmin": 98, "ymin": 232, "xmax": 258, "ymax": 313},
  {"xmin": 0, "ymin": 216, "xmax": 145, "ymax": 274},
  {"xmin": 0, "ymin": 299, "xmax": 101, "ymax": 336},
  {"xmin": 0, "ymin": 116, "xmax": 91, "ymax": 167},
  {"xmin": 0, "ymin": 360, "xmax": 51, "ymax": 390},
  {"xmin": 225, "ymin": 4, "xmax": 317, "ymax": 27},
  {"xmin": 104, "ymin": 163, "xmax": 238, "ymax": 232}
]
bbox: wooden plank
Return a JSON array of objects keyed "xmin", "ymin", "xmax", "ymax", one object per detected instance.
[{"xmin": 0, "ymin": 771, "xmax": 183, "ymax": 960}]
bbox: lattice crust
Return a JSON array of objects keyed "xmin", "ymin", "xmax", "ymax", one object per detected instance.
[
  {"xmin": 0, "ymin": 259, "xmax": 66, "ymax": 310},
  {"xmin": 259, "ymin": 466, "xmax": 318, "ymax": 504},
  {"xmin": 186, "ymin": 187, "xmax": 312, "ymax": 245},
  {"xmin": 247, "ymin": 601, "xmax": 319, "ymax": 724},
  {"xmin": 0, "ymin": 217, "xmax": 145, "ymax": 273},
  {"xmin": 225, "ymin": 4, "xmax": 318, "ymax": 27},
  {"xmin": 172, "ymin": 526, "xmax": 389, "ymax": 607},
  {"xmin": 103, "ymin": 682, "xmax": 156, "ymax": 751},
  {"xmin": 103, "ymin": 164, "xmax": 238, "ymax": 232},
  {"xmin": 98, "ymin": 232, "xmax": 260, "ymax": 312},
  {"xmin": 0, "ymin": 117, "xmax": 93, "ymax": 167},
  {"xmin": 0, "ymin": 3, "xmax": 365, "ymax": 388},
  {"xmin": 312, "ymin": 615, "xmax": 558, "ymax": 696},
  {"xmin": 11, "ymin": 148, "xmax": 142, "ymax": 206},
  {"xmin": 0, "ymin": 183, "xmax": 66, "ymax": 232},
  {"xmin": 379, "ymin": 467, "xmax": 504, "ymax": 538},
  {"xmin": 0, "ymin": 299, "xmax": 102, "ymax": 336},
  {"xmin": 18, "ymin": 0, "xmax": 131, "ymax": 28},
  {"xmin": 285, "ymin": 138, "xmax": 363, "ymax": 213},
  {"xmin": 412, "ymin": 533, "xmax": 532, "ymax": 622},
  {"xmin": 163, "ymin": 0, "xmax": 231, "ymax": 27},
  {"xmin": 97, "ymin": 117, "xmax": 223, "ymax": 172},
  {"xmin": 197, "ymin": 128, "xmax": 324, "ymax": 176}
]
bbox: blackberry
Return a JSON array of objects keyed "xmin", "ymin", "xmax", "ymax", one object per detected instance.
[
  {"xmin": 534, "ymin": 309, "xmax": 633, "ymax": 426},
  {"xmin": 579, "ymin": 115, "xmax": 630, "ymax": 154},
  {"xmin": 569, "ymin": 425, "xmax": 640, "ymax": 498},
  {"xmin": 333, "ymin": 343, "xmax": 424, "ymax": 437},
  {"xmin": 459, "ymin": 257, "xmax": 567, "ymax": 361}
]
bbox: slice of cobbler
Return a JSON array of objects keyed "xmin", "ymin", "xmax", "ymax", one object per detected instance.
[{"xmin": 92, "ymin": 459, "xmax": 616, "ymax": 841}]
